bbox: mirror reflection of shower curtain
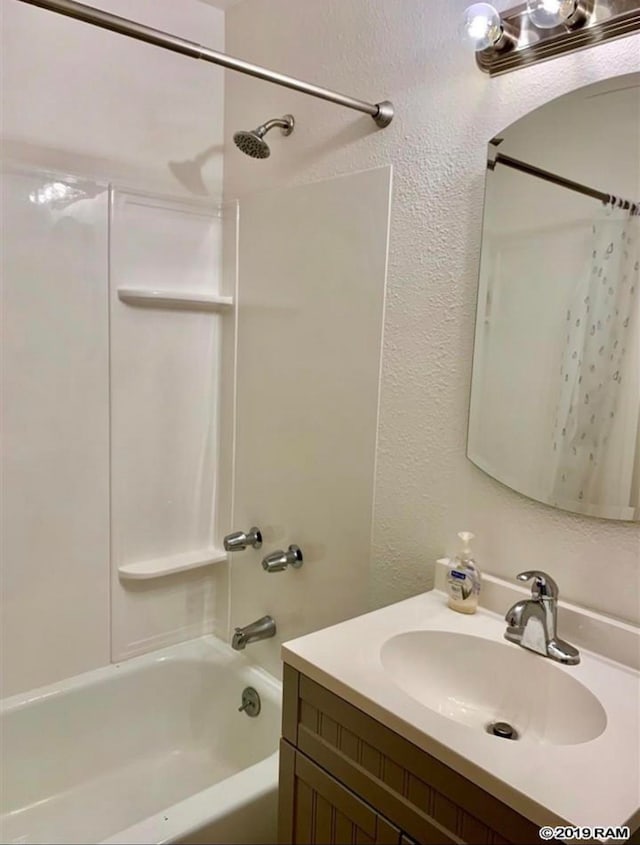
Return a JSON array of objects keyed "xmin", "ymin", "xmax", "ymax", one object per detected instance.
[{"xmin": 551, "ymin": 207, "xmax": 639, "ymax": 517}]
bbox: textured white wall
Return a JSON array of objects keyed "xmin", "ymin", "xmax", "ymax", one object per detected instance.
[{"xmin": 224, "ymin": 0, "xmax": 640, "ymax": 624}]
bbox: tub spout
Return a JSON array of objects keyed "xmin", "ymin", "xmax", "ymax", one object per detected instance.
[{"xmin": 232, "ymin": 616, "xmax": 276, "ymax": 650}]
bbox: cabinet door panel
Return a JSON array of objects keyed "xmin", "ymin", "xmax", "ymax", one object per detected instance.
[
  {"xmin": 295, "ymin": 778, "xmax": 315, "ymax": 844},
  {"xmin": 335, "ymin": 809, "xmax": 356, "ymax": 844},
  {"xmin": 280, "ymin": 740, "xmax": 401, "ymax": 844},
  {"xmin": 315, "ymin": 794, "xmax": 334, "ymax": 843}
]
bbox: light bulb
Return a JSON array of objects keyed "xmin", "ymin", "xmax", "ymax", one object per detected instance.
[
  {"xmin": 526, "ymin": 0, "xmax": 578, "ymax": 28},
  {"xmin": 461, "ymin": 4, "xmax": 503, "ymax": 51}
]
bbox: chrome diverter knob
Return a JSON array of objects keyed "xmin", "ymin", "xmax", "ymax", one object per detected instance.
[
  {"xmin": 262, "ymin": 545, "xmax": 303, "ymax": 573},
  {"xmin": 224, "ymin": 527, "xmax": 262, "ymax": 552}
]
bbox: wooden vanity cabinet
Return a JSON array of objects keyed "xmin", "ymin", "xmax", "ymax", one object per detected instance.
[{"xmin": 279, "ymin": 665, "xmax": 558, "ymax": 845}]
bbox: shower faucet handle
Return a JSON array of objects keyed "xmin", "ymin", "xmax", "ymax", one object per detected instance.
[
  {"xmin": 262, "ymin": 545, "xmax": 303, "ymax": 573},
  {"xmin": 224, "ymin": 527, "xmax": 262, "ymax": 552}
]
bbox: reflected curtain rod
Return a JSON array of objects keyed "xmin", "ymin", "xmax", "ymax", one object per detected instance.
[
  {"xmin": 492, "ymin": 152, "xmax": 638, "ymax": 213},
  {"xmin": 15, "ymin": 0, "xmax": 394, "ymax": 128}
]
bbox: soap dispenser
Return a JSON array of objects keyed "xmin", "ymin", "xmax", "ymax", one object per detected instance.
[{"xmin": 446, "ymin": 531, "xmax": 481, "ymax": 614}]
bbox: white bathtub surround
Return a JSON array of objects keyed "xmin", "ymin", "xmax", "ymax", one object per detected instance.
[
  {"xmin": 0, "ymin": 167, "xmax": 111, "ymax": 697},
  {"xmin": 229, "ymin": 167, "xmax": 392, "ymax": 679},
  {"xmin": 117, "ymin": 548, "xmax": 228, "ymax": 581},
  {"xmin": 0, "ymin": 166, "xmax": 236, "ymax": 696},
  {"xmin": 116, "ymin": 289, "xmax": 234, "ymax": 312},
  {"xmin": 1, "ymin": 0, "xmax": 230, "ymax": 698},
  {"xmin": 0, "ymin": 637, "xmax": 281, "ymax": 845},
  {"xmin": 109, "ymin": 188, "xmax": 233, "ymax": 660}
]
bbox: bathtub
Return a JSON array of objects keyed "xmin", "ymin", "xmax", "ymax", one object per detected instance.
[{"xmin": 0, "ymin": 637, "xmax": 282, "ymax": 845}]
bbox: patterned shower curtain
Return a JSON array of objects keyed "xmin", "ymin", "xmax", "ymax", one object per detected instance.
[{"xmin": 551, "ymin": 206, "xmax": 639, "ymax": 516}]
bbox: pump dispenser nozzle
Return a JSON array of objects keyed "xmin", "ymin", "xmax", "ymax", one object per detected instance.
[
  {"xmin": 458, "ymin": 531, "xmax": 475, "ymax": 557},
  {"xmin": 446, "ymin": 531, "xmax": 481, "ymax": 614}
]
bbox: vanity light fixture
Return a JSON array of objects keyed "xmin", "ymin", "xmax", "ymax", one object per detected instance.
[
  {"xmin": 525, "ymin": 0, "xmax": 590, "ymax": 29},
  {"xmin": 461, "ymin": 3, "xmax": 516, "ymax": 52},
  {"xmin": 463, "ymin": 0, "xmax": 640, "ymax": 75}
]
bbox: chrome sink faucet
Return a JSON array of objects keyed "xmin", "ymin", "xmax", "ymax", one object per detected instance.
[{"xmin": 504, "ymin": 571, "xmax": 580, "ymax": 665}]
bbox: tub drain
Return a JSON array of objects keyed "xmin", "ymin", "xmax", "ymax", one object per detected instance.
[
  {"xmin": 486, "ymin": 721, "xmax": 518, "ymax": 740},
  {"xmin": 238, "ymin": 686, "xmax": 261, "ymax": 718}
]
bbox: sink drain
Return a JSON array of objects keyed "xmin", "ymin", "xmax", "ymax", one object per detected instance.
[{"xmin": 486, "ymin": 721, "xmax": 519, "ymax": 740}]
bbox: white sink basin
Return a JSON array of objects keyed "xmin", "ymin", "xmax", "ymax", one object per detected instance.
[
  {"xmin": 283, "ymin": 586, "xmax": 640, "ymax": 829},
  {"xmin": 380, "ymin": 630, "xmax": 607, "ymax": 745}
]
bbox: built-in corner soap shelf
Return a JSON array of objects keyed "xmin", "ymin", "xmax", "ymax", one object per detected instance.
[
  {"xmin": 117, "ymin": 288, "xmax": 234, "ymax": 312},
  {"xmin": 118, "ymin": 548, "xmax": 227, "ymax": 581}
]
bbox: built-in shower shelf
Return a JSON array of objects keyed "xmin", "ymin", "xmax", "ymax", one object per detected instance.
[
  {"xmin": 117, "ymin": 288, "xmax": 234, "ymax": 311},
  {"xmin": 118, "ymin": 548, "xmax": 227, "ymax": 581}
]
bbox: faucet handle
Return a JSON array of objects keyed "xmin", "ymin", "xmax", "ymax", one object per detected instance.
[
  {"xmin": 224, "ymin": 527, "xmax": 262, "ymax": 552},
  {"xmin": 262, "ymin": 545, "xmax": 303, "ymax": 573},
  {"xmin": 517, "ymin": 571, "xmax": 559, "ymax": 600}
]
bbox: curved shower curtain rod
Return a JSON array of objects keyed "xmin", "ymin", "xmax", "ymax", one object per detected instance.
[{"xmin": 15, "ymin": 0, "xmax": 395, "ymax": 128}]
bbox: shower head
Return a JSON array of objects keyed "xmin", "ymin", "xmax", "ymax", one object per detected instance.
[
  {"xmin": 233, "ymin": 115, "xmax": 295, "ymax": 159},
  {"xmin": 233, "ymin": 130, "xmax": 271, "ymax": 159}
]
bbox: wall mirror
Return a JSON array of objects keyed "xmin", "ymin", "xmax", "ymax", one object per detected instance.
[{"xmin": 468, "ymin": 74, "xmax": 639, "ymax": 522}]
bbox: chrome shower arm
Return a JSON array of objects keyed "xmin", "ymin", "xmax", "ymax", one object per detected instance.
[
  {"xmin": 258, "ymin": 118, "xmax": 295, "ymax": 136},
  {"xmin": 16, "ymin": 0, "xmax": 394, "ymax": 128}
]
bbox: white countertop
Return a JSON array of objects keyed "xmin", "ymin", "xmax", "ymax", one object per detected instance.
[{"xmin": 282, "ymin": 587, "xmax": 640, "ymax": 832}]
